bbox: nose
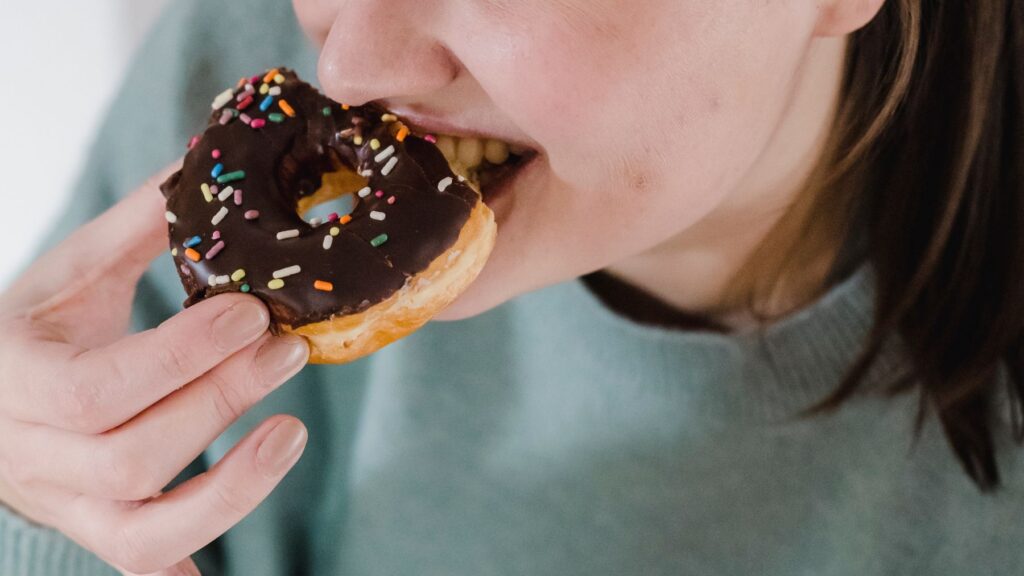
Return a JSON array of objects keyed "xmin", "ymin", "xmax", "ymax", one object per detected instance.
[{"xmin": 307, "ymin": 0, "xmax": 459, "ymax": 106}]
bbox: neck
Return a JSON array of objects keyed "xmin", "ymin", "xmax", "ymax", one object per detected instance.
[{"xmin": 605, "ymin": 35, "xmax": 849, "ymax": 331}]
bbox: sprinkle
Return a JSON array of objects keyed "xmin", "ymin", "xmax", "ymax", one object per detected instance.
[
  {"xmin": 370, "ymin": 139, "xmax": 381, "ymax": 150},
  {"xmin": 437, "ymin": 176, "xmax": 453, "ymax": 192},
  {"xmin": 396, "ymin": 126, "xmax": 410, "ymax": 142},
  {"xmin": 381, "ymin": 113, "xmax": 398, "ymax": 122},
  {"xmin": 353, "ymin": 135, "xmax": 363, "ymax": 146},
  {"xmin": 241, "ymin": 283, "xmax": 251, "ymax": 293},
  {"xmin": 244, "ymin": 210, "xmax": 260, "ymax": 220},
  {"xmin": 327, "ymin": 212, "xmax": 339, "ymax": 222},
  {"xmin": 218, "ymin": 110, "xmax": 233, "ymax": 125},
  {"xmin": 231, "ymin": 269, "xmax": 246, "ymax": 282},
  {"xmin": 260, "ymin": 95, "xmax": 274, "ymax": 112},
  {"xmin": 211, "ymin": 89, "xmax": 234, "ymax": 110},
  {"xmin": 322, "ymin": 107, "xmax": 332, "ymax": 116},
  {"xmin": 216, "ymin": 275, "xmax": 230, "ymax": 285},
  {"xmin": 374, "ymin": 190, "xmax": 384, "ymax": 198},
  {"xmin": 208, "ymin": 274, "xmax": 216, "ymax": 286},
  {"xmin": 212, "ymin": 230, "xmax": 221, "ymax": 240},
  {"xmin": 237, "ymin": 96, "xmax": 254, "ymax": 110},
  {"xmin": 273, "ymin": 265, "xmax": 301, "ymax": 279},
  {"xmin": 357, "ymin": 186, "xmax": 372, "ymax": 198},
  {"xmin": 360, "ymin": 169, "xmax": 373, "ymax": 177},
  {"xmin": 200, "ymin": 183, "xmax": 213, "ymax": 202},
  {"xmin": 458, "ymin": 175, "xmax": 466, "ymax": 182},
  {"xmin": 259, "ymin": 83, "xmax": 270, "ymax": 95},
  {"xmin": 330, "ymin": 226, "xmax": 340, "ymax": 236},
  {"xmin": 381, "ymin": 157, "xmax": 398, "ymax": 176},
  {"xmin": 217, "ymin": 170, "xmax": 246, "ymax": 184},
  {"xmin": 180, "ymin": 264, "xmax": 192, "ymax": 276},
  {"xmin": 188, "ymin": 135, "xmax": 201, "ymax": 149},
  {"xmin": 268, "ymin": 279, "xmax": 285, "ymax": 290},
  {"xmin": 314, "ymin": 280, "xmax": 334, "ymax": 292},
  {"xmin": 340, "ymin": 215, "xmax": 353, "ymax": 225},
  {"xmin": 185, "ymin": 248, "xmax": 201, "ymax": 262},
  {"xmin": 268, "ymin": 112, "xmax": 285, "ymax": 123},
  {"xmin": 171, "ymin": 248, "xmax": 178, "ymax": 256},
  {"xmin": 211, "ymin": 206, "xmax": 229, "ymax": 225},
  {"xmin": 342, "ymin": 103, "xmax": 350, "ymax": 110},
  {"xmin": 210, "ymin": 163, "xmax": 224, "ymax": 178},
  {"xmin": 184, "ymin": 236, "xmax": 201, "ymax": 248},
  {"xmin": 205, "ymin": 241, "xmax": 225, "ymax": 260},
  {"xmin": 239, "ymin": 113, "xmax": 252, "ymax": 125},
  {"xmin": 210, "ymin": 185, "xmax": 219, "ymax": 196},
  {"xmin": 274, "ymin": 73, "xmax": 285, "ymax": 84},
  {"xmin": 263, "ymin": 68, "xmax": 280, "ymax": 83},
  {"xmin": 424, "ymin": 134, "xmax": 437, "ymax": 143},
  {"xmin": 211, "ymin": 149, "xmax": 221, "ymax": 159},
  {"xmin": 387, "ymin": 196, "xmax": 396, "ymax": 204},
  {"xmin": 309, "ymin": 217, "xmax": 323, "ymax": 227},
  {"xmin": 233, "ymin": 189, "xmax": 243, "ymax": 205},
  {"xmin": 374, "ymin": 145, "xmax": 395, "ymax": 163},
  {"xmin": 269, "ymin": 86, "xmax": 282, "ymax": 96},
  {"xmin": 164, "ymin": 211, "xmax": 178, "ymax": 223},
  {"xmin": 322, "ymin": 235, "xmax": 333, "ymax": 250},
  {"xmin": 370, "ymin": 233, "xmax": 389, "ymax": 247},
  {"xmin": 277, "ymin": 229, "xmax": 300, "ymax": 240},
  {"xmin": 251, "ymin": 119, "xmax": 267, "ymax": 129},
  {"xmin": 279, "ymin": 99, "xmax": 296, "ymax": 117},
  {"xmin": 370, "ymin": 211, "xmax": 386, "ymax": 221},
  {"xmin": 217, "ymin": 185, "xmax": 233, "ymax": 202}
]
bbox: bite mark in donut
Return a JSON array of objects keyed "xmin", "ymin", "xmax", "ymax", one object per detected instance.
[{"xmin": 160, "ymin": 68, "xmax": 496, "ymax": 363}]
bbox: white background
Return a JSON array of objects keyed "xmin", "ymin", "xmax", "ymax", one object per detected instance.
[{"xmin": 0, "ymin": 0, "xmax": 169, "ymax": 290}]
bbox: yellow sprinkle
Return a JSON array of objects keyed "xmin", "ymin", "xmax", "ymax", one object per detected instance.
[
  {"xmin": 201, "ymin": 183, "xmax": 212, "ymax": 202},
  {"xmin": 231, "ymin": 269, "xmax": 246, "ymax": 282},
  {"xmin": 268, "ymin": 279, "xmax": 285, "ymax": 290},
  {"xmin": 353, "ymin": 135, "xmax": 363, "ymax": 145},
  {"xmin": 381, "ymin": 113, "xmax": 398, "ymax": 123},
  {"xmin": 330, "ymin": 226, "xmax": 340, "ymax": 236},
  {"xmin": 263, "ymin": 68, "xmax": 280, "ymax": 83},
  {"xmin": 171, "ymin": 248, "xmax": 178, "ymax": 256},
  {"xmin": 274, "ymin": 73, "xmax": 285, "ymax": 84},
  {"xmin": 259, "ymin": 83, "xmax": 269, "ymax": 95},
  {"xmin": 370, "ymin": 139, "xmax": 381, "ymax": 150}
]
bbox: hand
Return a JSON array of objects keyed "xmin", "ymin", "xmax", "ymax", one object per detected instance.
[{"xmin": 0, "ymin": 163, "xmax": 310, "ymax": 576}]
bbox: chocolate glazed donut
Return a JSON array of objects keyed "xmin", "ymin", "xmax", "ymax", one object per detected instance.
[{"xmin": 160, "ymin": 68, "xmax": 496, "ymax": 363}]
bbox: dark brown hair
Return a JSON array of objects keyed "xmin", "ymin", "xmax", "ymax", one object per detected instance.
[{"xmin": 772, "ymin": 1, "xmax": 1024, "ymax": 491}]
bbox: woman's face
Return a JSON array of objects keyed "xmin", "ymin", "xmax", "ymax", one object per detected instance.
[{"xmin": 292, "ymin": 0, "xmax": 826, "ymax": 319}]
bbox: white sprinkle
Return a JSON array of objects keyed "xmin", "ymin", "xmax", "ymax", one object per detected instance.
[
  {"xmin": 216, "ymin": 275, "xmax": 230, "ymax": 285},
  {"xmin": 309, "ymin": 217, "xmax": 322, "ymax": 227},
  {"xmin": 458, "ymin": 175, "xmax": 466, "ymax": 182},
  {"xmin": 164, "ymin": 211, "xmax": 178, "ymax": 223},
  {"xmin": 269, "ymin": 86, "xmax": 282, "ymax": 96},
  {"xmin": 208, "ymin": 274, "xmax": 217, "ymax": 286},
  {"xmin": 211, "ymin": 206, "xmax": 229, "ymax": 225},
  {"xmin": 273, "ymin": 265, "xmax": 301, "ymax": 279},
  {"xmin": 323, "ymin": 235, "xmax": 333, "ymax": 250},
  {"xmin": 217, "ymin": 186, "xmax": 234, "ymax": 202},
  {"xmin": 437, "ymin": 177, "xmax": 453, "ymax": 192},
  {"xmin": 370, "ymin": 211, "xmax": 386, "ymax": 221},
  {"xmin": 211, "ymin": 88, "xmax": 234, "ymax": 110},
  {"xmin": 357, "ymin": 186, "xmax": 372, "ymax": 198},
  {"xmin": 374, "ymin": 145, "xmax": 395, "ymax": 163},
  {"xmin": 276, "ymin": 229, "xmax": 300, "ymax": 240},
  {"xmin": 360, "ymin": 169, "xmax": 374, "ymax": 177},
  {"xmin": 381, "ymin": 157, "xmax": 398, "ymax": 176}
]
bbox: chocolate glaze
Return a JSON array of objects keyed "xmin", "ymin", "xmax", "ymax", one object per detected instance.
[{"xmin": 160, "ymin": 68, "xmax": 480, "ymax": 328}]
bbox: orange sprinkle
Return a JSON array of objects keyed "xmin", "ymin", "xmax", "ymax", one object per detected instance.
[
  {"xmin": 396, "ymin": 125, "xmax": 410, "ymax": 142},
  {"xmin": 279, "ymin": 99, "xmax": 296, "ymax": 117},
  {"xmin": 262, "ymin": 68, "xmax": 280, "ymax": 84},
  {"xmin": 339, "ymin": 214, "xmax": 353, "ymax": 225},
  {"xmin": 314, "ymin": 280, "xmax": 334, "ymax": 292},
  {"xmin": 235, "ymin": 76, "xmax": 247, "ymax": 89},
  {"xmin": 184, "ymin": 248, "xmax": 201, "ymax": 262},
  {"xmin": 342, "ymin": 104, "xmax": 350, "ymax": 110}
]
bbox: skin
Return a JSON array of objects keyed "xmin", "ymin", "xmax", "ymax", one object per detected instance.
[{"xmin": 0, "ymin": 1, "xmax": 883, "ymax": 574}]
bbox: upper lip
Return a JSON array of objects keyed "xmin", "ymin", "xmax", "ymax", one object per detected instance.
[{"xmin": 385, "ymin": 107, "xmax": 538, "ymax": 153}]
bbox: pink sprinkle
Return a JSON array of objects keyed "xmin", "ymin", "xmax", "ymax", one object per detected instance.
[
  {"xmin": 180, "ymin": 264, "xmax": 192, "ymax": 276},
  {"xmin": 205, "ymin": 240, "xmax": 225, "ymax": 260},
  {"xmin": 212, "ymin": 149, "xmax": 221, "ymax": 159},
  {"xmin": 387, "ymin": 196, "xmax": 396, "ymax": 205},
  {"xmin": 251, "ymin": 119, "xmax": 266, "ymax": 129},
  {"xmin": 210, "ymin": 185, "xmax": 219, "ymax": 196},
  {"xmin": 424, "ymin": 134, "xmax": 437, "ymax": 143},
  {"xmin": 375, "ymin": 190, "xmax": 384, "ymax": 198},
  {"xmin": 250, "ymin": 75, "xmax": 260, "ymax": 84},
  {"xmin": 218, "ymin": 110, "xmax": 233, "ymax": 125},
  {"xmin": 240, "ymin": 113, "xmax": 252, "ymax": 125},
  {"xmin": 188, "ymin": 135, "xmax": 201, "ymax": 149},
  {"xmin": 212, "ymin": 230, "xmax": 221, "ymax": 240},
  {"xmin": 244, "ymin": 210, "xmax": 260, "ymax": 220},
  {"xmin": 327, "ymin": 212, "xmax": 339, "ymax": 222},
  {"xmin": 233, "ymin": 189, "xmax": 243, "ymax": 205}
]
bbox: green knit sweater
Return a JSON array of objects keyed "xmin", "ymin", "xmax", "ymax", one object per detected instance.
[{"xmin": 3, "ymin": 1, "xmax": 1023, "ymax": 574}]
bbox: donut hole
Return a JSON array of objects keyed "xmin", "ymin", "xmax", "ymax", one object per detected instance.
[{"xmin": 295, "ymin": 165, "xmax": 369, "ymax": 224}]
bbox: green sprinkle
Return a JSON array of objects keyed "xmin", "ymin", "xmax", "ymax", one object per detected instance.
[
  {"xmin": 216, "ymin": 170, "xmax": 246, "ymax": 184},
  {"xmin": 231, "ymin": 108, "xmax": 240, "ymax": 117},
  {"xmin": 370, "ymin": 233, "xmax": 388, "ymax": 247},
  {"xmin": 322, "ymin": 106, "xmax": 332, "ymax": 116},
  {"xmin": 268, "ymin": 112, "xmax": 285, "ymax": 123},
  {"xmin": 240, "ymin": 283, "xmax": 251, "ymax": 293}
]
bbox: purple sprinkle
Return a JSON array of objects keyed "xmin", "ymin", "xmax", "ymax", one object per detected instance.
[
  {"xmin": 244, "ymin": 210, "xmax": 260, "ymax": 220},
  {"xmin": 328, "ymin": 212, "xmax": 339, "ymax": 222},
  {"xmin": 212, "ymin": 230, "xmax": 221, "ymax": 240},
  {"xmin": 234, "ymin": 189, "xmax": 243, "ymax": 205},
  {"xmin": 205, "ymin": 240, "xmax": 225, "ymax": 260}
]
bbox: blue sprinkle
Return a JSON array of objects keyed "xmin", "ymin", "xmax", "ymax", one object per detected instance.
[
  {"xmin": 259, "ymin": 95, "xmax": 274, "ymax": 112},
  {"xmin": 183, "ymin": 235, "xmax": 201, "ymax": 248},
  {"xmin": 211, "ymin": 163, "xmax": 224, "ymax": 178}
]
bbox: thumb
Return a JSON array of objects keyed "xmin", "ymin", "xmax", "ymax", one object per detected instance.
[
  {"xmin": 118, "ymin": 556, "xmax": 202, "ymax": 576},
  {"xmin": 1, "ymin": 160, "xmax": 182, "ymax": 316}
]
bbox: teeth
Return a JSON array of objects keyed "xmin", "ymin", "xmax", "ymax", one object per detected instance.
[
  {"xmin": 456, "ymin": 137, "xmax": 485, "ymax": 167},
  {"xmin": 435, "ymin": 135, "xmax": 457, "ymax": 163},
  {"xmin": 484, "ymin": 139, "xmax": 510, "ymax": 165},
  {"xmin": 425, "ymin": 133, "xmax": 519, "ymax": 172}
]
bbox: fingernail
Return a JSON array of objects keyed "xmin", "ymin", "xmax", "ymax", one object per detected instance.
[
  {"xmin": 212, "ymin": 301, "xmax": 269, "ymax": 351},
  {"xmin": 255, "ymin": 336, "xmax": 308, "ymax": 386},
  {"xmin": 256, "ymin": 419, "xmax": 307, "ymax": 476}
]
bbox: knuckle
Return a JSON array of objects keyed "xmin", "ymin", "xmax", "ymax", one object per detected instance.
[
  {"xmin": 156, "ymin": 343, "xmax": 194, "ymax": 383},
  {"xmin": 209, "ymin": 478, "xmax": 255, "ymax": 518},
  {"xmin": 56, "ymin": 379, "xmax": 104, "ymax": 433},
  {"xmin": 96, "ymin": 440, "xmax": 162, "ymax": 501},
  {"xmin": 206, "ymin": 371, "xmax": 249, "ymax": 424}
]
